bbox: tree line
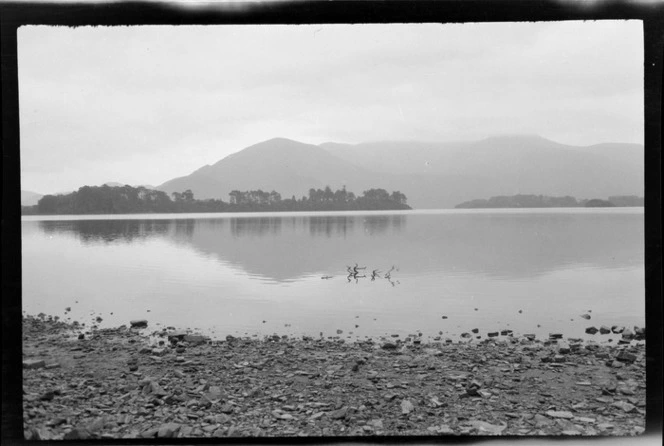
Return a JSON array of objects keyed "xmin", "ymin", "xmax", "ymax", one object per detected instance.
[
  {"xmin": 455, "ymin": 194, "xmax": 644, "ymax": 209},
  {"xmin": 24, "ymin": 185, "xmax": 411, "ymax": 215}
]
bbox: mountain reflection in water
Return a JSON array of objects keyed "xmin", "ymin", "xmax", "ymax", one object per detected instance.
[{"xmin": 35, "ymin": 211, "xmax": 643, "ymax": 283}]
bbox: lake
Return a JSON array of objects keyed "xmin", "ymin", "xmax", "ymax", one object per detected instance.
[{"xmin": 21, "ymin": 208, "xmax": 644, "ymax": 342}]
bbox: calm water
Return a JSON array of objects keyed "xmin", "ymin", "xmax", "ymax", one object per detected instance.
[{"xmin": 22, "ymin": 209, "xmax": 644, "ymax": 342}]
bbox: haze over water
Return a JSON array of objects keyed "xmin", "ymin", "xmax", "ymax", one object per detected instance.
[{"xmin": 22, "ymin": 209, "xmax": 644, "ymax": 342}]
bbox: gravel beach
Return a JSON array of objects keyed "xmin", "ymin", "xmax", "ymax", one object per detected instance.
[{"xmin": 22, "ymin": 314, "xmax": 646, "ymax": 439}]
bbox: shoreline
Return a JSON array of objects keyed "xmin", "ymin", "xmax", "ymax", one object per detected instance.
[{"xmin": 22, "ymin": 314, "xmax": 645, "ymax": 439}]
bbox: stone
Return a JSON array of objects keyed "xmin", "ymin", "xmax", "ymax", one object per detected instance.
[
  {"xmin": 184, "ymin": 334, "xmax": 208, "ymax": 345},
  {"xmin": 63, "ymin": 428, "xmax": 92, "ymax": 440},
  {"xmin": 622, "ymin": 328, "xmax": 635, "ymax": 340},
  {"xmin": 328, "ymin": 407, "xmax": 347, "ymax": 420},
  {"xmin": 580, "ymin": 314, "xmax": 591, "ymax": 320},
  {"xmin": 599, "ymin": 326, "xmax": 611, "ymax": 334},
  {"xmin": 611, "ymin": 325, "xmax": 624, "ymax": 334},
  {"xmin": 471, "ymin": 328, "xmax": 479, "ymax": 333},
  {"xmin": 23, "ymin": 359, "xmax": 45, "ymax": 369},
  {"xmin": 546, "ymin": 411, "xmax": 574, "ymax": 419},
  {"xmin": 585, "ymin": 326, "xmax": 598, "ymax": 335},
  {"xmin": 151, "ymin": 348, "xmax": 167, "ymax": 356},
  {"xmin": 381, "ymin": 342, "xmax": 398, "ymax": 350},
  {"xmin": 549, "ymin": 333, "xmax": 563, "ymax": 339},
  {"xmin": 401, "ymin": 399, "xmax": 414, "ymax": 415},
  {"xmin": 460, "ymin": 333, "xmax": 471, "ymax": 339},
  {"xmin": 616, "ymin": 351, "xmax": 637, "ymax": 363},
  {"xmin": 130, "ymin": 320, "xmax": 148, "ymax": 328},
  {"xmin": 612, "ymin": 401, "xmax": 636, "ymax": 413},
  {"xmin": 157, "ymin": 422, "xmax": 180, "ymax": 438},
  {"xmin": 500, "ymin": 329, "xmax": 513, "ymax": 336},
  {"xmin": 466, "ymin": 379, "xmax": 482, "ymax": 396},
  {"xmin": 78, "ymin": 333, "xmax": 85, "ymax": 340},
  {"xmin": 465, "ymin": 420, "xmax": 507, "ymax": 435},
  {"xmin": 487, "ymin": 332, "xmax": 499, "ymax": 338}
]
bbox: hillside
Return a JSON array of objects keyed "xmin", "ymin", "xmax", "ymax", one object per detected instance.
[
  {"xmin": 156, "ymin": 136, "xmax": 643, "ymax": 209},
  {"xmin": 158, "ymin": 138, "xmax": 393, "ymax": 201},
  {"xmin": 21, "ymin": 190, "xmax": 43, "ymax": 207}
]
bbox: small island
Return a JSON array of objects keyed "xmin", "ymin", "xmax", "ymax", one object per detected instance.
[
  {"xmin": 455, "ymin": 194, "xmax": 643, "ymax": 209},
  {"xmin": 21, "ymin": 185, "xmax": 411, "ymax": 215}
]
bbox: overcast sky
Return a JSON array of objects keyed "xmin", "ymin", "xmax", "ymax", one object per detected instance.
[{"xmin": 18, "ymin": 21, "xmax": 643, "ymax": 194}]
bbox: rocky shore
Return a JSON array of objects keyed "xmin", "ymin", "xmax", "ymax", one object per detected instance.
[{"xmin": 22, "ymin": 314, "xmax": 645, "ymax": 439}]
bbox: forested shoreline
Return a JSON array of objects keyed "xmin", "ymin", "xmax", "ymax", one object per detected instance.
[
  {"xmin": 455, "ymin": 194, "xmax": 644, "ymax": 209},
  {"xmin": 21, "ymin": 185, "xmax": 411, "ymax": 215}
]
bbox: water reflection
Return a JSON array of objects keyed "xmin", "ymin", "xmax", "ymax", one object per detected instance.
[
  {"xmin": 32, "ymin": 211, "xmax": 642, "ymax": 282},
  {"xmin": 231, "ymin": 217, "xmax": 282, "ymax": 238},
  {"xmin": 38, "ymin": 219, "xmax": 172, "ymax": 244}
]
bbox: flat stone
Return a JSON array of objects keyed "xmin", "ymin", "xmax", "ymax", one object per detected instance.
[
  {"xmin": 183, "ymin": 334, "xmax": 208, "ymax": 345},
  {"xmin": 401, "ymin": 399, "xmax": 414, "ymax": 414},
  {"xmin": 612, "ymin": 401, "xmax": 636, "ymax": 413},
  {"xmin": 616, "ymin": 351, "xmax": 637, "ymax": 363},
  {"xmin": 23, "ymin": 359, "xmax": 46, "ymax": 369},
  {"xmin": 157, "ymin": 423, "xmax": 180, "ymax": 438},
  {"xmin": 585, "ymin": 327, "xmax": 598, "ymax": 335},
  {"xmin": 130, "ymin": 320, "xmax": 148, "ymax": 328},
  {"xmin": 328, "ymin": 407, "xmax": 348, "ymax": 420},
  {"xmin": 599, "ymin": 326, "xmax": 611, "ymax": 334},
  {"xmin": 63, "ymin": 428, "xmax": 92, "ymax": 440},
  {"xmin": 545, "ymin": 411, "xmax": 574, "ymax": 419}
]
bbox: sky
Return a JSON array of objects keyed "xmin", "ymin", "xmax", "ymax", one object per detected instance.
[{"xmin": 18, "ymin": 21, "xmax": 643, "ymax": 195}]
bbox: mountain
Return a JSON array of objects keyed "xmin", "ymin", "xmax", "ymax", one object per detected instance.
[
  {"xmin": 157, "ymin": 135, "xmax": 643, "ymax": 209},
  {"xmin": 158, "ymin": 137, "xmax": 393, "ymax": 201},
  {"xmin": 21, "ymin": 190, "xmax": 43, "ymax": 206}
]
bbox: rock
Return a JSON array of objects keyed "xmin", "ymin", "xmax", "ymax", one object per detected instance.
[
  {"xmin": 466, "ymin": 379, "xmax": 482, "ymax": 396},
  {"xmin": 151, "ymin": 348, "xmax": 167, "ymax": 356},
  {"xmin": 611, "ymin": 325, "xmax": 624, "ymax": 334},
  {"xmin": 381, "ymin": 342, "xmax": 398, "ymax": 350},
  {"xmin": 401, "ymin": 399, "xmax": 414, "ymax": 415},
  {"xmin": 63, "ymin": 428, "xmax": 92, "ymax": 440},
  {"xmin": 599, "ymin": 326, "xmax": 611, "ymax": 334},
  {"xmin": 167, "ymin": 331, "xmax": 187, "ymax": 342},
  {"xmin": 23, "ymin": 359, "xmax": 45, "ymax": 369},
  {"xmin": 464, "ymin": 420, "xmax": 507, "ymax": 435},
  {"xmin": 612, "ymin": 401, "xmax": 637, "ymax": 413},
  {"xmin": 130, "ymin": 320, "xmax": 148, "ymax": 328},
  {"xmin": 580, "ymin": 314, "xmax": 591, "ymax": 320},
  {"xmin": 471, "ymin": 328, "xmax": 479, "ymax": 333},
  {"xmin": 616, "ymin": 350, "xmax": 637, "ymax": 363},
  {"xmin": 585, "ymin": 327, "xmax": 598, "ymax": 335},
  {"xmin": 622, "ymin": 328, "xmax": 635, "ymax": 340},
  {"xmin": 487, "ymin": 332, "xmax": 499, "ymax": 338},
  {"xmin": 184, "ymin": 334, "xmax": 208, "ymax": 345},
  {"xmin": 328, "ymin": 407, "xmax": 347, "ymax": 420},
  {"xmin": 460, "ymin": 332, "xmax": 471, "ymax": 339},
  {"xmin": 500, "ymin": 329, "xmax": 513, "ymax": 336},
  {"xmin": 546, "ymin": 410, "xmax": 574, "ymax": 419},
  {"xmin": 78, "ymin": 333, "xmax": 85, "ymax": 340},
  {"xmin": 157, "ymin": 423, "xmax": 180, "ymax": 438}
]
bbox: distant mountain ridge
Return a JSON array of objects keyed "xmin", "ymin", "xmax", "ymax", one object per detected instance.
[{"xmin": 155, "ymin": 135, "xmax": 643, "ymax": 209}]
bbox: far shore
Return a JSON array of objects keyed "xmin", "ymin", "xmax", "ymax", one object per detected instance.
[{"xmin": 22, "ymin": 314, "xmax": 646, "ymax": 439}]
